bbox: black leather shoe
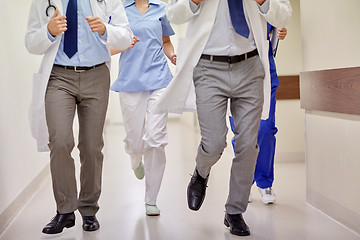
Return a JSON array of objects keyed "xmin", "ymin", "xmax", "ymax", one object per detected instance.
[
  {"xmin": 42, "ymin": 212, "xmax": 75, "ymax": 234},
  {"xmin": 82, "ymin": 216, "xmax": 100, "ymax": 231},
  {"xmin": 224, "ymin": 213, "xmax": 250, "ymax": 236},
  {"xmin": 187, "ymin": 168, "xmax": 209, "ymax": 211}
]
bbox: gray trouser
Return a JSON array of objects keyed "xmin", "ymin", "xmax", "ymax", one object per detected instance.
[
  {"xmin": 193, "ymin": 55, "xmax": 265, "ymax": 214},
  {"xmin": 45, "ymin": 64, "xmax": 110, "ymax": 216}
]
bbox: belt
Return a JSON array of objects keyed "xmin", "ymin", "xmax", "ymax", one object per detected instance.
[
  {"xmin": 53, "ymin": 63, "xmax": 105, "ymax": 72},
  {"xmin": 200, "ymin": 49, "xmax": 258, "ymax": 64}
]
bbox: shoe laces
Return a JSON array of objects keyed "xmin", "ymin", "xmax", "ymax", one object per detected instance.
[
  {"xmin": 264, "ymin": 187, "xmax": 273, "ymax": 195},
  {"xmin": 189, "ymin": 173, "xmax": 208, "ymax": 187}
]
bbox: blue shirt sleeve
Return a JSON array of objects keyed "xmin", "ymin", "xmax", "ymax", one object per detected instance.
[
  {"xmin": 259, "ymin": 0, "xmax": 270, "ymax": 14},
  {"xmin": 99, "ymin": 29, "xmax": 108, "ymax": 41},
  {"xmin": 189, "ymin": 0, "xmax": 200, "ymax": 13},
  {"xmin": 47, "ymin": 29, "xmax": 56, "ymax": 42},
  {"xmin": 160, "ymin": 15, "xmax": 175, "ymax": 36}
]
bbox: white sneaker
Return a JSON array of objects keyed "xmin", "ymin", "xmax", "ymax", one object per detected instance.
[
  {"xmin": 133, "ymin": 162, "xmax": 145, "ymax": 180},
  {"xmin": 145, "ymin": 204, "xmax": 160, "ymax": 216},
  {"xmin": 258, "ymin": 187, "xmax": 276, "ymax": 205}
]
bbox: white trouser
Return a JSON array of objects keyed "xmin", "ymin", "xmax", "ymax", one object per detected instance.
[{"xmin": 119, "ymin": 89, "xmax": 168, "ymax": 205}]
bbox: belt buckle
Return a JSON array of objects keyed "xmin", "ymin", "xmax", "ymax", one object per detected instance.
[
  {"xmin": 227, "ymin": 57, "xmax": 231, "ymax": 64},
  {"xmin": 74, "ymin": 66, "xmax": 85, "ymax": 73}
]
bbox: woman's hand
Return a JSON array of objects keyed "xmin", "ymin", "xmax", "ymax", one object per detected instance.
[
  {"xmin": 170, "ymin": 54, "xmax": 177, "ymax": 65},
  {"xmin": 254, "ymin": 0, "xmax": 266, "ymax": 5},
  {"xmin": 191, "ymin": 0, "xmax": 203, "ymax": 5},
  {"xmin": 277, "ymin": 28, "xmax": 287, "ymax": 40},
  {"xmin": 110, "ymin": 36, "xmax": 139, "ymax": 56},
  {"xmin": 129, "ymin": 36, "xmax": 140, "ymax": 49}
]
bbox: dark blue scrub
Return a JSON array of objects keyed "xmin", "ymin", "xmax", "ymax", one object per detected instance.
[{"xmin": 230, "ymin": 23, "xmax": 279, "ymax": 189}]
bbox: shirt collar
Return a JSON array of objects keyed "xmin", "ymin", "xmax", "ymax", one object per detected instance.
[{"xmin": 123, "ymin": 0, "xmax": 161, "ymax": 8}]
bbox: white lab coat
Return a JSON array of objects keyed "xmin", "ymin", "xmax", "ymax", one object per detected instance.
[
  {"xmin": 155, "ymin": 0, "xmax": 292, "ymax": 119},
  {"xmin": 25, "ymin": 0, "xmax": 133, "ymax": 152}
]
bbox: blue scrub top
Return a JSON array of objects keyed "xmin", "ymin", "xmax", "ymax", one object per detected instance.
[{"xmin": 110, "ymin": 0, "xmax": 175, "ymax": 92}]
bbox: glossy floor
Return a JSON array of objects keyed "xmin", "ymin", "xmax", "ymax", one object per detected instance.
[{"xmin": 1, "ymin": 117, "xmax": 359, "ymax": 240}]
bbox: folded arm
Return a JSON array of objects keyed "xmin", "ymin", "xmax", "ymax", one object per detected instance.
[
  {"xmin": 99, "ymin": 0, "xmax": 133, "ymax": 50},
  {"xmin": 166, "ymin": 0, "xmax": 201, "ymax": 24},
  {"xmin": 261, "ymin": 0, "xmax": 292, "ymax": 28}
]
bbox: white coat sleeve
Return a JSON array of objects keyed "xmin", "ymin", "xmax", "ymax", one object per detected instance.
[
  {"xmin": 166, "ymin": 0, "xmax": 200, "ymax": 24},
  {"xmin": 25, "ymin": 1, "xmax": 59, "ymax": 55},
  {"xmin": 261, "ymin": 0, "xmax": 292, "ymax": 29},
  {"xmin": 103, "ymin": 0, "xmax": 133, "ymax": 50}
]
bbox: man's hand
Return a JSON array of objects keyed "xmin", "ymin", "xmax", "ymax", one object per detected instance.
[
  {"xmin": 277, "ymin": 28, "xmax": 287, "ymax": 40},
  {"xmin": 48, "ymin": 8, "xmax": 67, "ymax": 37},
  {"xmin": 254, "ymin": 0, "xmax": 266, "ymax": 5},
  {"xmin": 191, "ymin": 0, "xmax": 203, "ymax": 5},
  {"xmin": 86, "ymin": 17, "xmax": 106, "ymax": 35}
]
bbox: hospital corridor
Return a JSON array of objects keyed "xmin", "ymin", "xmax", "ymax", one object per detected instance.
[
  {"xmin": 1, "ymin": 0, "xmax": 360, "ymax": 239},
  {"xmin": 0, "ymin": 115, "xmax": 359, "ymax": 240}
]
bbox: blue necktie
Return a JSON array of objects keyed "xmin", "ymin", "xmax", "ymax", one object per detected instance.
[
  {"xmin": 228, "ymin": 0, "xmax": 250, "ymax": 38},
  {"xmin": 64, "ymin": 0, "xmax": 78, "ymax": 58}
]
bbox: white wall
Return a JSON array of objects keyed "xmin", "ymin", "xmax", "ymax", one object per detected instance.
[
  {"xmin": 300, "ymin": 0, "xmax": 360, "ymax": 233},
  {"xmin": 0, "ymin": 0, "xmax": 49, "ymax": 228},
  {"xmin": 275, "ymin": 0, "xmax": 302, "ymax": 76},
  {"xmin": 301, "ymin": 0, "xmax": 360, "ymax": 71},
  {"xmin": 274, "ymin": 0, "xmax": 304, "ymax": 162}
]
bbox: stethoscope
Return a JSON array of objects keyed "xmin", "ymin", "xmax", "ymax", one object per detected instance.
[
  {"xmin": 45, "ymin": 0, "xmax": 56, "ymax": 17},
  {"xmin": 46, "ymin": 0, "xmax": 105, "ymax": 17}
]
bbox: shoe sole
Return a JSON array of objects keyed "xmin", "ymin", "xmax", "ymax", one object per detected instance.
[
  {"xmin": 134, "ymin": 172, "xmax": 144, "ymax": 180},
  {"xmin": 42, "ymin": 221, "xmax": 75, "ymax": 234},
  {"xmin": 66, "ymin": 222, "xmax": 75, "ymax": 228},
  {"xmin": 262, "ymin": 199, "xmax": 276, "ymax": 205},
  {"xmin": 188, "ymin": 205, "xmax": 201, "ymax": 211},
  {"xmin": 83, "ymin": 226, "xmax": 100, "ymax": 231},
  {"xmin": 134, "ymin": 171, "xmax": 145, "ymax": 180},
  {"xmin": 146, "ymin": 213, "xmax": 160, "ymax": 216},
  {"xmin": 145, "ymin": 204, "xmax": 160, "ymax": 216},
  {"xmin": 224, "ymin": 218, "xmax": 230, "ymax": 227}
]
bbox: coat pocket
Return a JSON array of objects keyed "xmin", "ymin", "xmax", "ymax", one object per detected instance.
[
  {"xmin": 29, "ymin": 73, "xmax": 50, "ymax": 152},
  {"xmin": 29, "ymin": 73, "xmax": 43, "ymax": 137}
]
